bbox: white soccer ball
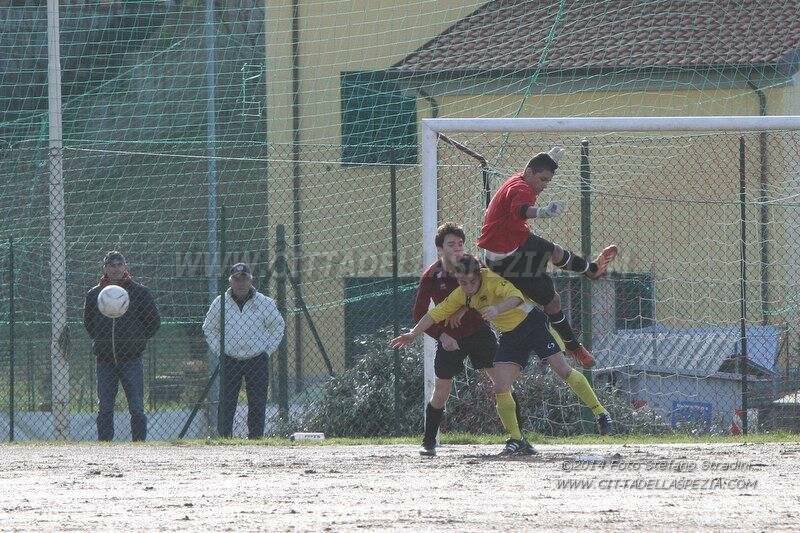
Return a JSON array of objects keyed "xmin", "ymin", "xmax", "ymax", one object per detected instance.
[{"xmin": 98, "ymin": 285, "xmax": 130, "ymax": 319}]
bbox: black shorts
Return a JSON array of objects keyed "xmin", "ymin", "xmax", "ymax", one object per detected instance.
[
  {"xmin": 434, "ymin": 326, "xmax": 497, "ymax": 379},
  {"xmin": 494, "ymin": 308, "xmax": 561, "ymax": 370},
  {"xmin": 485, "ymin": 234, "xmax": 556, "ymax": 306}
]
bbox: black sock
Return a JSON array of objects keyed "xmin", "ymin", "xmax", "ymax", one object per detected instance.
[
  {"xmin": 553, "ymin": 250, "xmax": 598, "ymax": 275},
  {"xmin": 548, "ymin": 311, "xmax": 581, "ymax": 351},
  {"xmin": 424, "ymin": 403, "xmax": 444, "ymax": 444},
  {"xmin": 511, "ymin": 390, "xmax": 524, "ymax": 437}
]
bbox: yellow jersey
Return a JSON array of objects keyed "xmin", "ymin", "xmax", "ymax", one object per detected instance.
[{"xmin": 428, "ymin": 269, "xmax": 533, "ymax": 333}]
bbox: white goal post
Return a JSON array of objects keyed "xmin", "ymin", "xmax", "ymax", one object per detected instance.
[{"xmin": 420, "ymin": 115, "xmax": 800, "ymax": 411}]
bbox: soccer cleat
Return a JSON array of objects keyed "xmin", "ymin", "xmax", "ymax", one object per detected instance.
[
  {"xmin": 498, "ymin": 438, "xmax": 537, "ymax": 456},
  {"xmin": 567, "ymin": 344, "xmax": 596, "ymax": 369},
  {"xmin": 498, "ymin": 438, "xmax": 525, "ymax": 456},
  {"xmin": 519, "ymin": 439, "xmax": 538, "ymax": 456},
  {"xmin": 597, "ymin": 413, "xmax": 613, "ymax": 436},
  {"xmin": 585, "ymin": 244, "xmax": 619, "ymax": 280},
  {"xmin": 419, "ymin": 439, "xmax": 437, "ymax": 457}
]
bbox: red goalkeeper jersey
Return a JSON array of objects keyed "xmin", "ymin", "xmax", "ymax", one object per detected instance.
[
  {"xmin": 477, "ymin": 172, "xmax": 538, "ymax": 253},
  {"xmin": 411, "ymin": 260, "xmax": 485, "ymax": 340}
]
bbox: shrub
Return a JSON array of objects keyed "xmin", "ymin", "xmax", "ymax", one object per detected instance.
[
  {"xmin": 299, "ymin": 329, "xmax": 424, "ymax": 437},
  {"xmin": 301, "ymin": 330, "xmax": 672, "ymax": 437}
]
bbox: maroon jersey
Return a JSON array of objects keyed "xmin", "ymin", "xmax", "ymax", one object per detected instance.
[{"xmin": 411, "ymin": 260, "xmax": 486, "ymax": 340}]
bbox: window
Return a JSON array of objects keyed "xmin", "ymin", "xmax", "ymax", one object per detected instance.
[
  {"xmin": 341, "ymin": 72, "xmax": 417, "ymax": 165},
  {"xmin": 553, "ymin": 271, "xmax": 654, "ymax": 332},
  {"xmin": 614, "ymin": 272, "xmax": 655, "ymax": 329},
  {"xmin": 343, "ymin": 276, "xmax": 417, "ymax": 367}
]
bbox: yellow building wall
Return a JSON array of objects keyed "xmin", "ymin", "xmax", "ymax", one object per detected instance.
[{"xmin": 261, "ymin": 1, "xmax": 800, "ymax": 380}]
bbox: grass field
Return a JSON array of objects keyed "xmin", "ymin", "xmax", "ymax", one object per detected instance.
[{"xmin": 3, "ymin": 434, "xmax": 799, "ymax": 531}]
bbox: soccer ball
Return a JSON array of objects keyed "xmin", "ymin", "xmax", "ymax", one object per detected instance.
[{"xmin": 98, "ymin": 285, "xmax": 130, "ymax": 319}]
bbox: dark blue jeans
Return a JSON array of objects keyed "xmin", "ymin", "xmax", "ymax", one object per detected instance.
[
  {"xmin": 96, "ymin": 357, "xmax": 147, "ymax": 441},
  {"xmin": 218, "ymin": 353, "xmax": 269, "ymax": 439}
]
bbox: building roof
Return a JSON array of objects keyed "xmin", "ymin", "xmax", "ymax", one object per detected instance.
[
  {"xmin": 594, "ymin": 325, "xmax": 782, "ymax": 375},
  {"xmin": 392, "ymin": 0, "xmax": 800, "ymax": 75}
]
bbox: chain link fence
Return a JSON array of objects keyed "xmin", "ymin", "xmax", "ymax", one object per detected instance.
[
  {"xmin": 0, "ymin": 142, "xmax": 426, "ymax": 441},
  {"xmin": 436, "ymin": 130, "xmax": 800, "ymax": 436},
  {"xmin": 1, "ymin": 131, "xmax": 800, "ymax": 440},
  {"xmin": 3, "ymin": 0, "xmax": 799, "ymax": 445}
]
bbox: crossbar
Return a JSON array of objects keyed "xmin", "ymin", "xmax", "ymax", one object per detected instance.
[{"xmin": 423, "ymin": 115, "xmax": 800, "ymax": 133}]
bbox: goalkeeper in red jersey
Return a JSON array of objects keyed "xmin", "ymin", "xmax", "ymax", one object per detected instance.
[{"xmin": 477, "ymin": 147, "xmax": 618, "ymax": 369}]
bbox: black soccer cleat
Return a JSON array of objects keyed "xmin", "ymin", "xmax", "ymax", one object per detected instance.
[
  {"xmin": 519, "ymin": 439, "xmax": 538, "ymax": 456},
  {"xmin": 597, "ymin": 413, "xmax": 613, "ymax": 436},
  {"xmin": 498, "ymin": 438, "xmax": 537, "ymax": 456},
  {"xmin": 419, "ymin": 439, "xmax": 437, "ymax": 457}
]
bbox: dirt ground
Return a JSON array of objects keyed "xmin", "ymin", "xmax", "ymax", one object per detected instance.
[{"xmin": 1, "ymin": 441, "xmax": 799, "ymax": 531}]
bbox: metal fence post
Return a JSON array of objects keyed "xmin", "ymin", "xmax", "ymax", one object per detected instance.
[
  {"xmin": 8, "ymin": 236, "xmax": 16, "ymax": 442},
  {"xmin": 578, "ymin": 140, "xmax": 595, "ymax": 433},
  {"xmin": 217, "ymin": 203, "xmax": 227, "ymax": 434},
  {"xmin": 389, "ymin": 149, "xmax": 401, "ymax": 435},
  {"xmin": 579, "ymin": 140, "xmax": 593, "ymax": 350},
  {"xmin": 148, "ymin": 346, "xmax": 156, "ymax": 412},
  {"xmin": 275, "ymin": 225, "xmax": 289, "ymax": 419},
  {"xmin": 739, "ymin": 137, "xmax": 749, "ymax": 435},
  {"xmin": 27, "ymin": 336, "xmax": 34, "ymax": 411}
]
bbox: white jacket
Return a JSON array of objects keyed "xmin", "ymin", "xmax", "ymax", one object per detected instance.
[{"xmin": 202, "ymin": 289, "xmax": 285, "ymax": 359}]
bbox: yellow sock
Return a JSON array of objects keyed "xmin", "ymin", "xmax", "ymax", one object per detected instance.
[
  {"xmin": 495, "ymin": 391, "xmax": 522, "ymax": 440},
  {"xmin": 565, "ymin": 369, "xmax": 607, "ymax": 416}
]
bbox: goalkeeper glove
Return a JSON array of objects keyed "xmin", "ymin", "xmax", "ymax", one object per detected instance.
[
  {"xmin": 537, "ymin": 202, "xmax": 566, "ymax": 218},
  {"xmin": 547, "ymin": 146, "xmax": 565, "ymax": 163}
]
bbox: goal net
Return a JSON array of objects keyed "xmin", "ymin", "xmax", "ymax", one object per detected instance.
[
  {"xmin": 2, "ymin": 0, "xmax": 800, "ymax": 440},
  {"xmin": 424, "ymin": 117, "xmax": 800, "ymax": 435}
]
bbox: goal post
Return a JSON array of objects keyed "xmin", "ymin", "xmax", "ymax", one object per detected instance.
[{"xmin": 420, "ymin": 115, "xmax": 800, "ymax": 431}]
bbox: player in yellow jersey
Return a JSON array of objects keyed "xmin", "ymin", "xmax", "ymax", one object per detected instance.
[{"xmin": 391, "ymin": 253, "xmax": 612, "ymax": 455}]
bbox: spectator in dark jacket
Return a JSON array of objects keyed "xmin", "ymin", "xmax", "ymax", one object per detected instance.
[{"xmin": 84, "ymin": 251, "xmax": 160, "ymax": 441}]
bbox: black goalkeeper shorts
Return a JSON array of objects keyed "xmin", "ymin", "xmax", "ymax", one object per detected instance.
[
  {"xmin": 485, "ymin": 233, "xmax": 557, "ymax": 306},
  {"xmin": 494, "ymin": 308, "xmax": 561, "ymax": 370},
  {"xmin": 434, "ymin": 326, "xmax": 497, "ymax": 379}
]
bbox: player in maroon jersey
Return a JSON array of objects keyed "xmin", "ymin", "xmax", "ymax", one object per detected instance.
[{"xmin": 411, "ymin": 222, "xmax": 533, "ymax": 456}]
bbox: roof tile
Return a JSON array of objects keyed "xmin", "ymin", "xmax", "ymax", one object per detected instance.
[{"xmin": 392, "ymin": 0, "xmax": 800, "ymax": 72}]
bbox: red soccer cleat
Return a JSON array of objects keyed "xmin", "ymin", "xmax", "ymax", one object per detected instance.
[
  {"xmin": 568, "ymin": 345, "xmax": 596, "ymax": 369},
  {"xmin": 585, "ymin": 244, "xmax": 618, "ymax": 280}
]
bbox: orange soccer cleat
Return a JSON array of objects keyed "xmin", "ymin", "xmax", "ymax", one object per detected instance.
[{"xmin": 585, "ymin": 244, "xmax": 619, "ymax": 280}]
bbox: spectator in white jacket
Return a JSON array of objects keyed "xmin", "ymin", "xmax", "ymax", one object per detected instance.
[{"xmin": 203, "ymin": 262, "xmax": 285, "ymax": 438}]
